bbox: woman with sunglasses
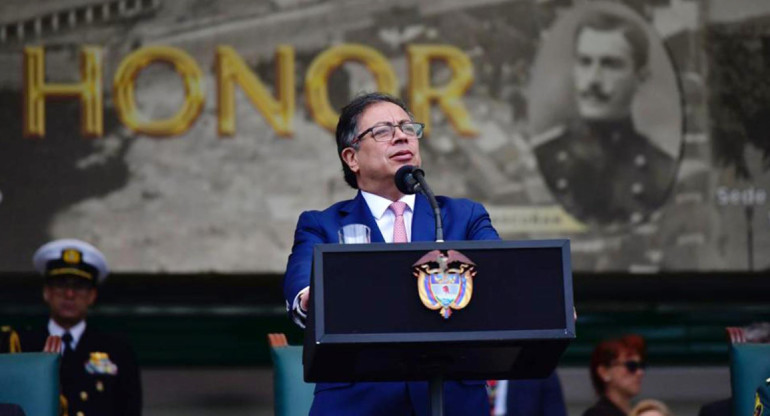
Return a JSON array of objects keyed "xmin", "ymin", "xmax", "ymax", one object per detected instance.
[{"xmin": 583, "ymin": 334, "xmax": 647, "ymax": 416}]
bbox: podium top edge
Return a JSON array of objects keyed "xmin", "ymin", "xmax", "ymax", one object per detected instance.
[{"xmin": 315, "ymin": 239, "xmax": 570, "ymax": 253}]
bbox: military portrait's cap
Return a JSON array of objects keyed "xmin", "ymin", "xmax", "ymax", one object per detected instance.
[{"xmin": 32, "ymin": 239, "xmax": 109, "ymax": 285}]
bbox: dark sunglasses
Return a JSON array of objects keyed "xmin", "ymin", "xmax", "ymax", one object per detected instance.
[{"xmin": 615, "ymin": 360, "xmax": 646, "ymax": 373}]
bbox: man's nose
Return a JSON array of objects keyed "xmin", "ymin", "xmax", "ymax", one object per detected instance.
[
  {"xmin": 391, "ymin": 126, "xmax": 409, "ymax": 144},
  {"xmin": 587, "ymin": 63, "xmax": 604, "ymax": 83}
]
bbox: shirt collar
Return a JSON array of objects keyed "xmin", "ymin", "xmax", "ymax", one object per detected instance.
[
  {"xmin": 361, "ymin": 191, "xmax": 415, "ymax": 219},
  {"xmin": 48, "ymin": 318, "xmax": 86, "ymax": 343}
]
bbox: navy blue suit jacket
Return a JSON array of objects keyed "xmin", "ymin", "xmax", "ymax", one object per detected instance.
[{"xmin": 284, "ymin": 191, "xmax": 499, "ymax": 416}]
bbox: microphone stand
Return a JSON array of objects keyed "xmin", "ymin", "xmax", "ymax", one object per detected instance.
[
  {"xmin": 411, "ymin": 171, "xmax": 445, "ymax": 415},
  {"xmin": 412, "ymin": 171, "xmax": 444, "ymax": 243}
]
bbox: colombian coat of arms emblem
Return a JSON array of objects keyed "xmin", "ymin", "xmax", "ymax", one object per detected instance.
[{"xmin": 412, "ymin": 249, "xmax": 476, "ymax": 319}]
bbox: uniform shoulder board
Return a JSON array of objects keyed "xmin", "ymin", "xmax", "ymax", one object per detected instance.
[
  {"xmin": 530, "ymin": 124, "xmax": 566, "ymax": 148},
  {"xmin": 1, "ymin": 325, "xmax": 21, "ymax": 353}
]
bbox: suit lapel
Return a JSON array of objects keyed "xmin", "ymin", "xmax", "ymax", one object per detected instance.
[
  {"xmin": 339, "ymin": 192, "xmax": 385, "ymax": 243},
  {"xmin": 412, "ymin": 193, "xmax": 445, "ymax": 242}
]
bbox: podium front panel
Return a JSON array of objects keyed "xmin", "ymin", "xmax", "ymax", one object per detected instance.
[{"xmin": 305, "ymin": 239, "xmax": 574, "ymax": 382}]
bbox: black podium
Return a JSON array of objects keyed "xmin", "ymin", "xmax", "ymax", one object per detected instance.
[{"xmin": 303, "ymin": 239, "xmax": 574, "ymax": 414}]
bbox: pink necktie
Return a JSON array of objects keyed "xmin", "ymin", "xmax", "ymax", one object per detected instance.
[{"xmin": 390, "ymin": 201, "xmax": 408, "ymax": 243}]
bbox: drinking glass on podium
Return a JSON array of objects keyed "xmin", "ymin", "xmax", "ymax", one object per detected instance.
[{"xmin": 338, "ymin": 224, "xmax": 371, "ymax": 244}]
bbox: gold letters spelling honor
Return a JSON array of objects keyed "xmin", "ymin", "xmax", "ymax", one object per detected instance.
[
  {"xmin": 412, "ymin": 250, "xmax": 476, "ymax": 319},
  {"xmin": 23, "ymin": 44, "xmax": 477, "ymax": 139}
]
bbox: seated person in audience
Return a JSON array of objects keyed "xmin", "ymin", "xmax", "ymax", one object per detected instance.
[
  {"xmin": 584, "ymin": 334, "xmax": 647, "ymax": 416},
  {"xmin": 630, "ymin": 399, "xmax": 672, "ymax": 416}
]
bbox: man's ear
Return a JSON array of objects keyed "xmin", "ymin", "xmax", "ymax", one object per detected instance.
[
  {"xmin": 341, "ymin": 148, "xmax": 359, "ymax": 174},
  {"xmin": 42, "ymin": 286, "xmax": 50, "ymax": 303}
]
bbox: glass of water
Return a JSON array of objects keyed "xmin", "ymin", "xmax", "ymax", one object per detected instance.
[{"xmin": 338, "ymin": 224, "xmax": 371, "ymax": 244}]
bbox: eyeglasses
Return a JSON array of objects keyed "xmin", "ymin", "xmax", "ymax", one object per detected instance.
[
  {"xmin": 614, "ymin": 360, "xmax": 646, "ymax": 373},
  {"xmin": 354, "ymin": 121, "xmax": 425, "ymax": 144}
]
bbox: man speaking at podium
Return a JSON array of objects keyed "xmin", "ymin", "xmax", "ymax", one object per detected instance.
[{"xmin": 283, "ymin": 92, "xmax": 500, "ymax": 415}]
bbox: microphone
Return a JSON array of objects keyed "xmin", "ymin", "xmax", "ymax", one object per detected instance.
[
  {"xmin": 395, "ymin": 165, "xmax": 423, "ymax": 195},
  {"xmin": 394, "ymin": 165, "xmax": 444, "ymax": 242}
]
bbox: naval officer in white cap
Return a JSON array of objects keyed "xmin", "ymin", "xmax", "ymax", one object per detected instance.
[{"xmin": 20, "ymin": 239, "xmax": 142, "ymax": 416}]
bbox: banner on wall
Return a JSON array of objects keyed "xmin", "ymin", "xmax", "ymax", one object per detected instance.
[{"xmin": 0, "ymin": 0, "xmax": 767, "ymax": 273}]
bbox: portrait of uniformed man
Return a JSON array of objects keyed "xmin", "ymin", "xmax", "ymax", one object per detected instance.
[
  {"xmin": 19, "ymin": 239, "xmax": 142, "ymax": 416},
  {"xmin": 530, "ymin": 6, "xmax": 679, "ymax": 225}
]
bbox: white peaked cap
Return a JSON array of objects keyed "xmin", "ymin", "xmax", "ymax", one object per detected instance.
[{"xmin": 32, "ymin": 239, "xmax": 109, "ymax": 284}]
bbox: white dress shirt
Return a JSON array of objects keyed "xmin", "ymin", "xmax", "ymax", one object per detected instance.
[
  {"xmin": 48, "ymin": 319, "xmax": 86, "ymax": 353},
  {"xmin": 360, "ymin": 191, "xmax": 415, "ymax": 243}
]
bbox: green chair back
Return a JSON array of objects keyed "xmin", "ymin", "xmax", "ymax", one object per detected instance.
[
  {"xmin": 0, "ymin": 353, "xmax": 60, "ymax": 416},
  {"xmin": 730, "ymin": 343, "xmax": 770, "ymax": 416},
  {"xmin": 270, "ymin": 342, "xmax": 314, "ymax": 416}
]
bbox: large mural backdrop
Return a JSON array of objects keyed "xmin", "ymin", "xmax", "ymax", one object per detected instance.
[{"xmin": 0, "ymin": 0, "xmax": 767, "ymax": 273}]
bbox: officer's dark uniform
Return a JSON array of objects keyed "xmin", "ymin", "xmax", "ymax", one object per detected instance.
[
  {"xmin": 533, "ymin": 118, "xmax": 678, "ymax": 225},
  {"xmin": 20, "ymin": 327, "xmax": 141, "ymax": 416},
  {"xmin": 18, "ymin": 239, "xmax": 142, "ymax": 416}
]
